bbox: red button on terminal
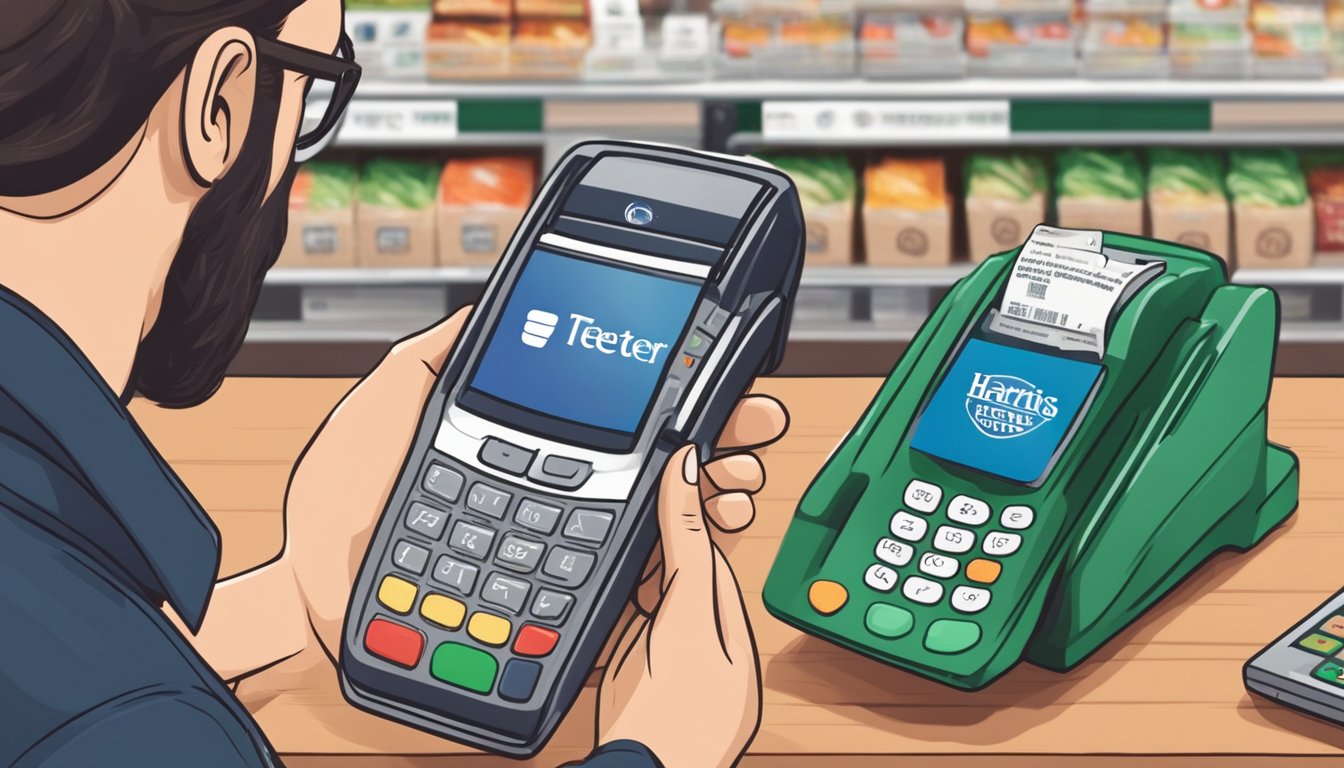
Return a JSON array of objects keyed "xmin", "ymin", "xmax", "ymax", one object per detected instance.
[
  {"xmin": 513, "ymin": 624, "xmax": 560, "ymax": 657},
  {"xmin": 364, "ymin": 618, "xmax": 425, "ymax": 668}
]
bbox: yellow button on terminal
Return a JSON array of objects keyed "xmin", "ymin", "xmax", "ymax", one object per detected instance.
[
  {"xmin": 808, "ymin": 580, "xmax": 848, "ymax": 616},
  {"xmin": 377, "ymin": 575, "xmax": 418, "ymax": 614},
  {"xmin": 467, "ymin": 611, "xmax": 513, "ymax": 647},
  {"xmin": 421, "ymin": 593, "xmax": 467, "ymax": 629}
]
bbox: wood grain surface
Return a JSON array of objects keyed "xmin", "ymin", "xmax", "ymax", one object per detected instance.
[{"xmin": 129, "ymin": 376, "xmax": 1344, "ymax": 766}]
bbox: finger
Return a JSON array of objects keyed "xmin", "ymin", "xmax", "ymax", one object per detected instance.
[
  {"xmin": 635, "ymin": 559, "xmax": 663, "ymax": 615},
  {"xmin": 702, "ymin": 453, "xmax": 764, "ymax": 494},
  {"xmin": 717, "ymin": 395, "xmax": 789, "ymax": 450},
  {"xmin": 656, "ymin": 446, "xmax": 715, "ymax": 621},
  {"xmin": 383, "ymin": 306, "xmax": 472, "ymax": 376},
  {"xmin": 711, "ymin": 545, "xmax": 757, "ymax": 666},
  {"xmin": 704, "ymin": 492, "xmax": 755, "ymax": 533}
]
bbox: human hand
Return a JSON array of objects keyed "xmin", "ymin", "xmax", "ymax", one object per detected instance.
[{"xmin": 596, "ymin": 445, "xmax": 765, "ymax": 768}]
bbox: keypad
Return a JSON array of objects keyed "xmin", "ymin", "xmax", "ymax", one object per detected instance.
[
  {"xmin": 405, "ymin": 503, "xmax": 449, "ymax": 540},
  {"xmin": 843, "ymin": 476, "xmax": 1032, "ymax": 653},
  {"xmin": 482, "ymin": 573, "xmax": 531, "ymax": 615},
  {"xmin": 432, "ymin": 554, "xmax": 480, "ymax": 596},
  {"xmin": 450, "ymin": 520, "xmax": 497, "ymax": 560},
  {"xmin": 494, "ymin": 534, "xmax": 546, "ymax": 573},
  {"xmin": 363, "ymin": 453, "xmax": 619, "ymax": 704},
  {"xmin": 391, "ymin": 540, "xmax": 430, "ymax": 575}
]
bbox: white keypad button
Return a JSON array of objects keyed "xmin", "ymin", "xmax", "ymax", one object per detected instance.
[
  {"xmin": 1001, "ymin": 505, "xmax": 1035, "ymax": 530},
  {"xmin": 874, "ymin": 538, "xmax": 914, "ymax": 567},
  {"xmin": 952, "ymin": 586, "xmax": 992, "ymax": 614},
  {"xmin": 918, "ymin": 552, "xmax": 959, "ymax": 579},
  {"xmin": 864, "ymin": 564, "xmax": 898, "ymax": 593},
  {"xmin": 903, "ymin": 479, "xmax": 943, "ymax": 514},
  {"xmin": 983, "ymin": 531, "xmax": 1022, "ymax": 556},
  {"xmin": 946, "ymin": 495, "xmax": 991, "ymax": 526},
  {"xmin": 902, "ymin": 576, "xmax": 944, "ymax": 605},
  {"xmin": 889, "ymin": 511, "xmax": 928, "ymax": 542},
  {"xmin": 933, "ymin": 525, "xmax": 975, "ymax": 554}
]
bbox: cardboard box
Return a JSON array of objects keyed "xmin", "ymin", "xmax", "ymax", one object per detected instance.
[
  {"xmin": 438, "ymin": 205, "xmax": 525, "ymax": 266},
  {"xmin": 277, "ymin": 208, "xmax": 357, "ymax": 268},
  {"xmin": 965, "ymin": 193, "xmax": 1046, "ymax": 262},
  {"xmin": 1234, "ymin": 202, "xmax": 1315, "ymax": 268},
  {"xmin": 356, "ymin": 205, "xmax": 437, "ymax": 267},
  {"xmin": 1056, "ymin": 197, "xmax": 1146, "ymax": 235},
  {"xmin": 863, "ymin": 200, "xmax": 952, "ymax": 267},
  {"xmin": 801, "ymin": 201, "xmax": 855, "ymax": 266},
  {"xmin": 1149, "ymin": 195, "xmax": 1231, "ymax": 259}
]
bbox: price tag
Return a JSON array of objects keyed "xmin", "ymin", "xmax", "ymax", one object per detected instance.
[
  {"xmin": 660, "ymin": 13, "xmax": 711, "ymax": 59},
  {"xmin": 338, "ymin": 99, "xmax": 458, "ymax": 144},
  {"xmin": 591, "ymin": 0, "xmax": 645, "ymax": 53},
  {"xmin": 761, "ymin": 100, "xmax": 1011, "ymax": 142}
]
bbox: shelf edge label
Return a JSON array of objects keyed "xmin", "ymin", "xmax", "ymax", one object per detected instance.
[
  {"xmin": 339, "ymin": 99, "xmax": 459, "ymax": 143},
  {"xmin": 761, "ymin": 100, "xmax": 1011, "ymax": 142}
]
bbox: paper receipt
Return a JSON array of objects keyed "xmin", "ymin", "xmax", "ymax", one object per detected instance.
[{"xmin": 989, "ymin": 225, "xmax": 1164, "ymax": 356}]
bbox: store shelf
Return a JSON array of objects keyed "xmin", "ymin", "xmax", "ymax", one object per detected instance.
[
  {"xmin": 265, "ymin": 267, "xmax": 493, "ymax": 285},
  {"xmin": 246, "ymin": 319, "xmax": 438, "ymax": 343},
  {"xmin": 729, "ymin": 128, "xmax": 1344, "ymax": 149},
  {"xmin": 1234, "ymin": 268, "xmax": 1344, "ymax": 286},
  {"xmin": 351, "ymin": 78, "xmax": 1344, "ymax": 102}
]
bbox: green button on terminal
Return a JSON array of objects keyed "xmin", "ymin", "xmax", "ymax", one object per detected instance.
[
  {"xmin": 430, "ymin": 642, "xmax": 499, "ymax": 694},
  {"xmin": 925, "ymin": 619, "xmax": 982, "ymax": 654},
  {"xmin": 865, "ymin": 604, "xmax": 914, "ymax": 639}
]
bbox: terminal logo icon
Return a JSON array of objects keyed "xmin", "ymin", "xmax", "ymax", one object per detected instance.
[
  {"xmin": 521, "ymin": 309, "xmax": 559, "ymax": 348},
  {"xmin": 964, "ymin": 372, "xmax": 1060, "ymax": 439}
]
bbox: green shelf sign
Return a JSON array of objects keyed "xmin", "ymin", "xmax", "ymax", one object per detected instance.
[
  {"xmin": 457, "ymin": 99, "xmax": 544, "ymax": 133},
  {"xmin": 1009, "ymin": 99, "xmax": 1212, "ymax": 133}
]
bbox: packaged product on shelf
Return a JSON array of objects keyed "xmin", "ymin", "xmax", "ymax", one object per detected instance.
[
  {"xmin": 346, "ymin": 0, "xmax": 431, "ymax": 80},
  {"xmin": 1081, "ymin": 14, "xmax": 1169, "ymax": 77},
  {"xmin": 965, "ymin": 13, "xmax": 1076, "ymax": 76},
  {"xmin": 859, "ymin": 10, "xmax": 967, "ymax": 79},
  {"xmin": 515, "ymin": 0, "xmax": 588, "ymax": 16},
  {"xmin": 863, "ymin": 157, "xmax": 952, "ymax": 267},
  {"xmin": 757, "ymin": 154, "xmax": 856, "ymax": 266},
  {"xmin": 1305, "ymin": 153, "xmax": 1344, "ymax": 252},
  {"xmin": 1169, "ymin": 0, "xmax": 1252, "ymax": 77},
  {"xmin": 432, "ymin": 0, "xmax": 510, "ymax": 17},
  {"xmin": 718, "ymin": 6, "xmax": 856, "ymax": 78},
  {"xmin": 426, "ymin": 19, "xmax": 511, "ymax": 80},
  {"xmin": 511, "ymin": 18, "xmax": 592, "ymax": 79},
  {"xmin": 438, "ymin": 156, "xmax": 537, "ymax": 266},
  {"xmin": 277, "ymin": 162, "xmax": 359, "ymax": 269},
  {"xmin": 1250, "ymin": 0, "xmax": 1329, "ymax": 77},
  {"xmin": 1148, "ymin": 148, "xmax": 1230, "ymax": 258},
  {"xmin": 356, "ymin": 157, "xmax": 441, "ymax": 268},
  {"xmin": 1228, "ymin": 149, "xmax": 1313, "ymax": 268},
  {"xmin": 964, "ymin": 153, "xmax": 1048, "ymax": 262},
  {"xmin": 1330, "ymin": 0, "xmax": 1344, "ymax": 74},
  {"xmin": 1054, "ymin": 148, "xmax": 1146, "ymax": 234}
]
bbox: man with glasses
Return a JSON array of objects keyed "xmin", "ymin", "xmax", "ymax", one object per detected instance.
[{"xmin": 0, "ymin": 1, "xmax": 783, "ymax": 766}]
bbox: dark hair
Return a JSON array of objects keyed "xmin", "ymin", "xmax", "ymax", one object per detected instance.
[{"xmin": 0, "ymin": 0, "xmax": 305, "ymax": 197}]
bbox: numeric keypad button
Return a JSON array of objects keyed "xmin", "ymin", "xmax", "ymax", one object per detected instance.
[
  {"xmin": 903, "ymin": 480, "xmax": 943, "ymax": 514},
  {"xmin": 874, "ymin": 538, "xmax": 914, "ymax": 567},
  {"xmin": 422, "ymin": 463, "xmax": 464, "ymax": 503},
  {"xmin": 391, "ymin": 540, "xmax": 430, "ymax": 575},
  {"xmin": 889, "ymin": 511, "xmax": 928, "ymax": 542},
  {"xmin": 515, "ymin": 499, "xmax": 562, "ymax": 535},
  {"xmin": 933, "ymin": 525, "xmax": 975, "ymax": 554},
  {"xmin": 531, "ymin": 589, "xmax": 575, "ymax": 623},
  {"xmin": 947, "ymin": 495, "xmax": 990, "ymax": 526},
  {"xmin": 563, "ymin": 508, "xmax": 614, "ymax": 545},
  {"xmin": 493, "ymin": 534, "xmax": 546, "ymax": 573},
  {"xmin": 983, "ymin": 531, "xmax": 1022, "ymax": 556},
  {"xmin": 902, "ymin": 576, "xmax": 944, "ymax": 605},
  {"xmin": 481, "ymin": 573, "xmax": 532, "ymax": 614},
  {"xmin": 864, "ymin": 564, "xmax": 898, "ymax": 593},
  {"xmin": 1001, "ymin": 505, "xmax": 1035, "ymax": 530},
  {"xmin": 466, "ymin": 482, "xmax": 512, "ymax": 519},
  {"xmin": 952, "ymin": 586, "xmax": 992, "ymax": 614},
  {"xmin": 431, "ymin": 555, "xmax": 480, "ymax": 597},
  {"xmin": 918, "ymin": 552, "xmax": 959, "ymax": 579},
  {"xmin": 405, "ymin": 503, "xmax": 448, "ymax": 540},
  {"xmin": 449, "ymin": 520, "xmax": 497, "ymax": 560},
  {"xmin": 542, "ymin": 547, "xmax": 596, "ymax": 587}
]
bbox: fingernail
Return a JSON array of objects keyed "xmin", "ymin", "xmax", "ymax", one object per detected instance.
[{"xmin": 682, "ymin": 446, "xmax": 699, "ymax": 485}]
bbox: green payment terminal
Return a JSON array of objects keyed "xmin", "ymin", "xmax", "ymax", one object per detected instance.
[{"xmin": 765, "ymin": 226, "xmax": 1300, "ymax": 690}]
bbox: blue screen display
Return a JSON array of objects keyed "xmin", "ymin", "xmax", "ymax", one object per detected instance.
[
  {"xmin": 910, "ymin": 338, "xmax": 1102, "ymax": 484},
  {"xmin": 469, "ymin": 248, "xmax": 702, "ymax": 434}
]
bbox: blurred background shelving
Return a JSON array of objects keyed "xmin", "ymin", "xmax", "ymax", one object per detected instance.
[{"xmin": 240, "ymin": 0, "xmax": 1344, "ymax": 377}]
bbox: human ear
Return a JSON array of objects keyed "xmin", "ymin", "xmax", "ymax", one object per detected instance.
[{"xmin": 180, "ymin": 27, "xmax": 258, "ymax": 187}]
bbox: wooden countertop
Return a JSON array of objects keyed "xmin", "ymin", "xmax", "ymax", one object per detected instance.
[{"xmin": 131, "ymin": 376, "xmax": 1344, "ymax": 766}]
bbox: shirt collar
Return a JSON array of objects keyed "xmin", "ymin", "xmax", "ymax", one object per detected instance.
[{"xmin": 0, "ymin": 286, "xmax": 219, "ymax": 630}]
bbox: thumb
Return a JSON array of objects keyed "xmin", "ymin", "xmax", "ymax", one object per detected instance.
[{"xmin": 655, "ymin": 446, "xmax": 715, "ymax": 618}]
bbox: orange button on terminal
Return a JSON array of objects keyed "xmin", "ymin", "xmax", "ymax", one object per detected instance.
[
  {"xmin": 966, "ymin": 559, "xmax": 1002, "ymax": 585},
  {"xmin": 808, "ymin": 580, "xmax": 848, "ymax": 616}
]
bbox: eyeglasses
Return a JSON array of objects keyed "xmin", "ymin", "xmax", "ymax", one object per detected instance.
[{"xmin": 256, "ymin": 33, "xmax": 362, "ymax": 163}]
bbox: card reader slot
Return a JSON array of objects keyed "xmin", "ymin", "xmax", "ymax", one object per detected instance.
[{"xmin": 549, "ymin": 215, "xmax": 725, "ymax": 267}]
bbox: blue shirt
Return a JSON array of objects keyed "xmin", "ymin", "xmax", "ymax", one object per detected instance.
[{"xmin": 0, "ymin": 286, "xmax": 657, "ymax": 767}]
